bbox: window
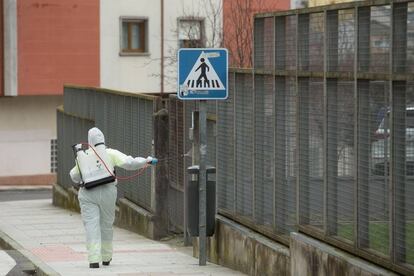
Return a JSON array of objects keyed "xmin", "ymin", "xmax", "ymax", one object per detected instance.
[
  {"xmin": 120, "ymin": 18, "xmax": 148, "ymax": 54},
  {"xmin": 178, "ymin": 19, "xmax": 204, "ymax": 48}
]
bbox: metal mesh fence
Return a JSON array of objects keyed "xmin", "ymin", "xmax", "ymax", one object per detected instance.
[
  {"xmin": 298, "ymin": 78, "xmax": 324, "ymax": 230},
  {"xmin": 215, "ymin": 0, "xmax": 414, "ymax": 274},
  {"xmin": 217, "ymin": 72, "xmax": 235, "ymax": 212},
  {"xmin": 309, "ymin": 13, "xmax": 325, "ymax": 72},
  {"xmin": 217, "ymin": 71, "xmax": 299, "ymax": 241},
  {"xmin": 58, "ymin": 87, "xmax": 155, "ymax": 212},
  {"xmin": 254, "ymin": 74, "xmax": 274, "ymax": 227},
  {"xmin": 57, "ymin": 109, "xmax": 95, "ymax": 190},
  {"xmin": 235, "ymin": 73, "xmax": 254, "ymax": 218},
  {"xmin": 166, "ymin": 95, "xmax": 216, "ymax": 233}
]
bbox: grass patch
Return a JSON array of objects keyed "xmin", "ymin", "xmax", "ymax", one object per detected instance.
[{"xmin": 338, "ymin": 221, "xmax": 414, "ymax": 264}]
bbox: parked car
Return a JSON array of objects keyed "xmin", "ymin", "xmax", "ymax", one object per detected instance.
[{"xmin": 371, "ymin": 106, "xmax": 414, "ymax": 175}]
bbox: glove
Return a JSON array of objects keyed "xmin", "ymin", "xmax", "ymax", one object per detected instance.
[{"xmin": 146, "ymin": 156, "xmax": 158, "ymax": 165}]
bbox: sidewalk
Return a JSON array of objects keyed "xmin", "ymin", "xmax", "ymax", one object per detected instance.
[{"xmin": 0, "ymin": 199, "xmax": 245, "ymax": 276}]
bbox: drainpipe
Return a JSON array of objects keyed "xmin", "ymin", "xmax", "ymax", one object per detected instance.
[{"xmin": 160, "ymin": 0, "xmax": 164, "ymax": 95}]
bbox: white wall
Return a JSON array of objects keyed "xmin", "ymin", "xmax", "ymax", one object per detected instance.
[
  {"xmin": 100, "ymin": 0, "xmax": 162, "ymax": 93},
  {"xmin": 0, "ymin": 96, "xmax": 62, "ymax": 176},
  {"xmin": 100, "ymin": 0, "xmax": 223, "ymax": 94}
]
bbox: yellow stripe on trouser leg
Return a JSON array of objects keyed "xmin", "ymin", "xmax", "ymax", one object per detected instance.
[
  {"xmin": 101, "ymin": 242, "xmax": 113, "ymax": 261},
  {"xmin": 86, "ymin": 243, "xmax": 101, "ymax": 263},
  {"xmin": 79, "ymin": 188, "xmax": 102, "ymax": 263}
]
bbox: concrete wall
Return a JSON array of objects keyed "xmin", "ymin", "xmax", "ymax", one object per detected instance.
[
  {"xmin": 195, "ymin": 215, "xmax": 291, "ymax": 276},
  {"xmin": 193, "ymin": 215, "xmax": 398, "ymax": 276},
  {"xmin": 290, "ymin": 233, "xmax": 397, "ymax": 276},
  {"xmin": 0, "ymin": 96, "xmax": 62, "ymax": 177},
  {"xmin": 100, "ymin": 0, "xmax": 222, "ymax": 94}
]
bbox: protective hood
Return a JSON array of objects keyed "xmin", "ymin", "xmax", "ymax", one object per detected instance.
[{"xmin": 88, "ymin": 127, "xmax": 105, "ymax": 146}]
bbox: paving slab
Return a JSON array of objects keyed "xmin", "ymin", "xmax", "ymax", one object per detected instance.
[{"xmin": 0, "ymin": 199, "xmax": 245, "ymax": 276}]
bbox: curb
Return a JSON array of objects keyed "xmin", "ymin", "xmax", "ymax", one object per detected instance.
[
  {"xmin": 0, "ymin": 185, "xmax": 53, "ymax": 192},
  {"xmin": 0, "ymin": 229, "xmax": 60, "ymax": 276}
]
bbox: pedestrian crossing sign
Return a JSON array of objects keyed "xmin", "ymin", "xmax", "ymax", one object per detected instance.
[{"xmin": 178, "ymin": 48, "xmax": 228, "ymax": 100}]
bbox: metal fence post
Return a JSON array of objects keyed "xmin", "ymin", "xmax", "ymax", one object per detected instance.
[{"xmin": 154, "ymin": 106, "xmax": 169, "ymax": 239}]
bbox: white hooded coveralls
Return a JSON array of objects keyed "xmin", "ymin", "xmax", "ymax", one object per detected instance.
[{"xmin": 69, "ymin": 127, "xmax": 149, "ymax": 263}]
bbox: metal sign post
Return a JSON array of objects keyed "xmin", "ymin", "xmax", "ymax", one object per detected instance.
[
  {"xmin": 178, "ymin": 48, "xmax": 228, "ymax": 266},
  {"xmin": 198, "ymin": 100, "xmax": 207, "ymax": 265}
]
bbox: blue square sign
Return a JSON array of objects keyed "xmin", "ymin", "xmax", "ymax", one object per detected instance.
[{"xmin": 178, "ymin": 48, "xmax": 228, "ymax": 100}]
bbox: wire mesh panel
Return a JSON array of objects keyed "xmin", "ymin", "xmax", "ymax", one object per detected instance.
[
  {"xmin": 309, "ymin": 13, "xmax": 325, "ymax": 72},
  {"xmin": 274, "ymin": 76, "xmax": 297, "ymax": 235},
  {"xmin": 357, "ymin": 80, "xmax": 389, "ymax": 256},
  {"xmin": 105, "ymin": 94, "xmax": 116, "ymax": 147},
  {"xmin": 177, "ymin": 100, "xmax": 186, "ymax": 188},
  {"xmin": 121, "ymin": 97, "xmax": 133, "ymax": 199},
  {"xmin": 394, "ymin": 81, "xmax": 414, "ymax": 266},
  {"xmin": 139, "ymin": 98, "xmax": 153, "ymax": 210},
  {"xmin": 235, "ymin": 73, "xmax": 254, "ymax": 218},
  {"xmin": 207, "ymin": 119, "xmax": 216, "ymax": 177},
  {"xmin": 57, "ymin": 111, "xmax": 94, "ymax": 189},
  {"xmin": 115, "ymin": 96, "xmax": 127, "ymax": 200},
  {"xmin": 264, "ymin": 17, "xmax": 274, "ymax": 70},
  {"xmin": 330, "ymin": 9, "xmax": 355, "ymax": 72},
  {"xmin": 254, "ymin": 75, "xmax": 274, "ymax": 226},
  {"xmin": 408, "ymin": 3, "xmax": 414, "ymax": 72},
  {"xmin": 251, "ymin": 1, "xmax": 414, "ymax": 273},
  {"xmin": 370, "ymin": 5, "xmax": 391, "ymax": 73},
  {"xmin": 298, "ymin": 77, "xmax": 324, "ymax": 229},
  {"xmin": 168, "ymin": 96, "xmax": 179, "ymax": 187},
  {"xmin": 286, "ymin": 16, "xmax": 297, "ymax": 71},
  {"xmin": 298, "ymin": 14, "xmax": 310, "ymax": 71},
  {"xmin": 217, "ymin": 72, "xmax": 235, "ymax": 212},
  {"xmin": 326, "ymin": 80, "xmax": 355, "ymax": 242},
  {"xmin": 275, "ymin": 17, "xmax": 286, "ymax": 71},
  {"xmin": 254, "ymin": 18, "xmax": 265, "ymax": 69},
  {"xmin": 93, "ymin": 92, "xmax": 105, "ymax": 131},
  {"xmin": 168, "ymin": 185, "xmax": 184, "ymax": 232},
  {"xmin": 167, "ymin": 95, "xmax": 193, "ymax": 233}
]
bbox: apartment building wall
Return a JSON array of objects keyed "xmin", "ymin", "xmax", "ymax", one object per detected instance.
[
  {"xmin": 101, "ymin": 0, "xmax": 223, "ymax": 94},
  {"xmin": 0, "ymin": 0, "xmax": 99, "ymax": 181}
]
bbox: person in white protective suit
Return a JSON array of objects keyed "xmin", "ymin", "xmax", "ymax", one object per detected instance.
[{"xmin": 69, "ymin": 127, "xmax": 157, "ymax": 268}]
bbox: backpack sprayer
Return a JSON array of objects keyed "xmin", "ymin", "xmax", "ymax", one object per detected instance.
[{"xmin": 72, "ymin": 142, "xmax": 158, "ymax": 190}]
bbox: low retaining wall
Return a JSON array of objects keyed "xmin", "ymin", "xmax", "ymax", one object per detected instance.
[
  {"xmin": 194, "ymin": 215, "xmax": 396, "ymax": 276},
  {"xmin": 52, "ymin": 184, "xmax": 158, "ymax": 240},
  {"xmin": 290, "ymin": 232, "xmax": 398, "ymax": 276},
  {"xmin": 194, "ymin": 215, "xmax": 291, "ymax": 276}
]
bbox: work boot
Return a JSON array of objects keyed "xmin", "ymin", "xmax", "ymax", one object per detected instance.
[
  {"xmin": 89, "ymin": 263, "xmax": 99, "ymax": 268},
  {"xmin": 102, "ymin": 258, "xmax": 112, "ymax": 266}
]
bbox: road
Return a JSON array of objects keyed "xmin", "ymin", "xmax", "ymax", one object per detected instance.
[
  {"xmin": 0, "ymin": 188, "xmax": 52, "ymax": 275},
  {"xmin": 0, "ymin": 248, "xmax": 36, "ymax": 275},
  {"xmin": 0, "ymin": 189, "xmax": 51, "ymax": 202}
]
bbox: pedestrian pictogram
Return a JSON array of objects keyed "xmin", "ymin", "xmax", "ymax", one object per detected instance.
[
  {"xmin": 184, "ymin": 54, "xmax": 224, "ymax": 90},
  {"xmin": 178, "ymin": 48, "xmax": 228, "ymax": 100}
]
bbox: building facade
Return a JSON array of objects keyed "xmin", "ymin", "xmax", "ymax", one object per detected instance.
[
  {"xmin": 0, "ymin": 0, "xmax": 222, "ymax": 182},
  {"xmin": 223, "ymin": 0, "xmax": 290, "ymax": 68}
]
